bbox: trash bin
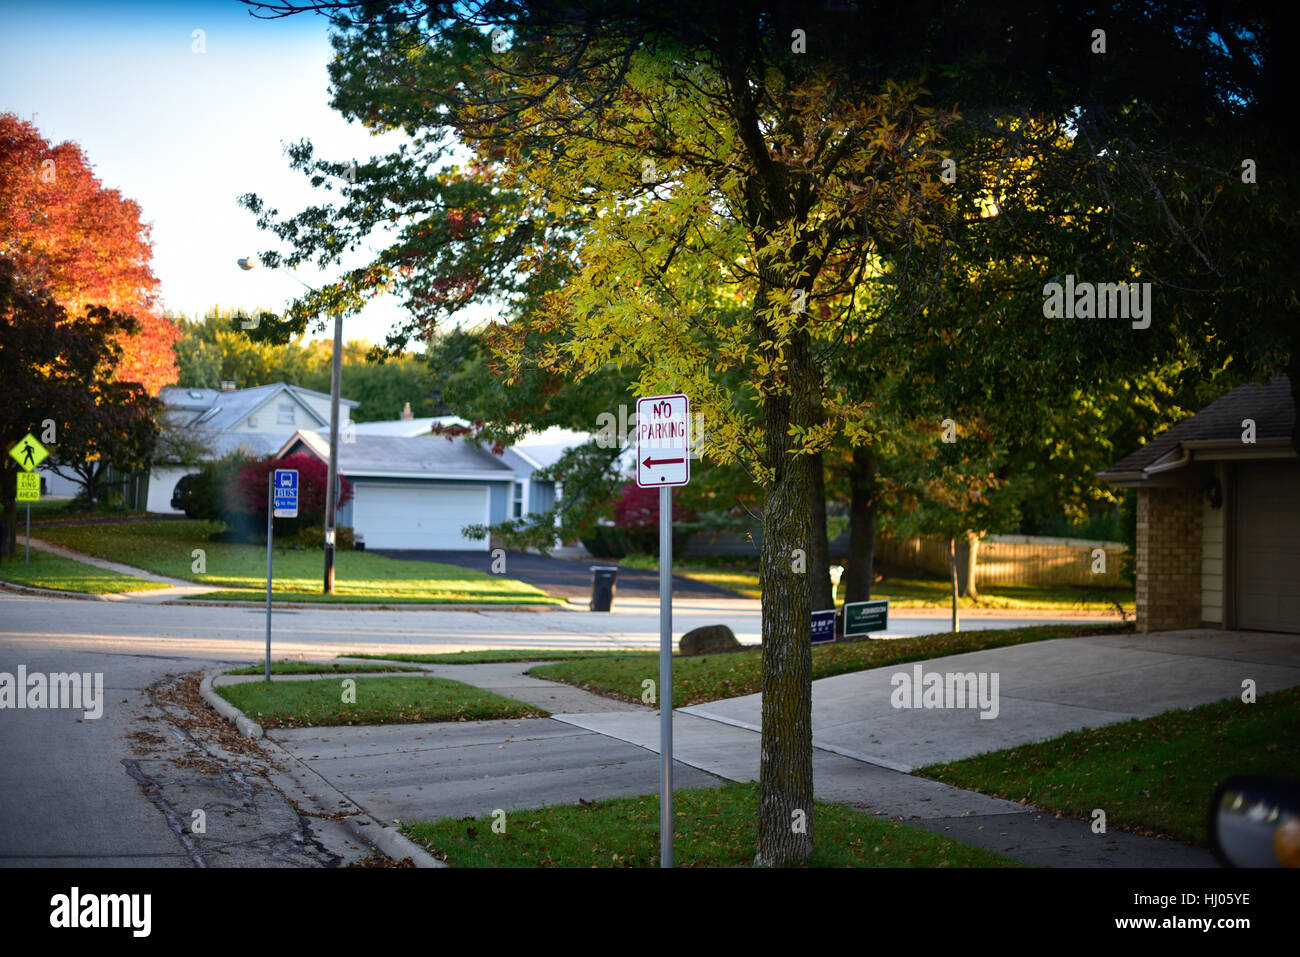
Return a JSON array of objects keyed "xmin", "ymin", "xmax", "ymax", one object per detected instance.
[{"xmin": 589, "ymin": 565, "xmax": 618, "ymax": 611}]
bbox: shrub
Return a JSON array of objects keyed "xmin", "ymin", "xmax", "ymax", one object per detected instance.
[
  {"xmin": 580, "ymin": 524, "xmax": 633, "ymax": 558},
  {"xmin": 611, "ymin": 483, "xmax": 696, "ymax": 555},
  {"xmin": 280, "ymin": 524, "xmax": 357, "ymax": 550},
  {"xmin": 176, "ymin": 449, "xmax": 255, "ymax": 521},
  {"xmin": 224, "ymin": 453, "xmax": 354, "ymax": 543}
]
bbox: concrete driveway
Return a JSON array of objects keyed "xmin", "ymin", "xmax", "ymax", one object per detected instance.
[
  {"xmin": 373, "ymin": 548, "xmax": 736, "ymax": 602},
  {"xmin": 261, "ymin": 634, "xmax": 1270, "ymax": 866},
  {"xmin": 668, "ymin": 627, "xmax": 1300, "ymax": 771}
]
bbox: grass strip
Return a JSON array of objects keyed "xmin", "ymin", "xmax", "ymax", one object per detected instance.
[
  {"xmin": 216, "ymin": 674, "xmax": 548, "ymax": 728},
  {"xmin": 0, "ymin": 549, "xmax": 169, "ymax": 594},
  {"xmin": 344, "ymin": 649, "xmax": 656, "ymax": 665},
  {"xmin": 917, "ymin": 686, "xmax": 1300, "ymax": 845},
  {"xmin": 224, "ymin": 661, "xmax": 421, "ymax": 676},
  {"xmin": 529, "ymin": 622, "xmax": 1134, "ymax": 708},
  {"xmin": 36, "ymin": 520, "xmax": 559, "ymax": 605},
  {"xmin": 403, "ymin": 780, "xmax": 1021, "ymax": 868}
]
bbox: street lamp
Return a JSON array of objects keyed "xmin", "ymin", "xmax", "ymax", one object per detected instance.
[{"xmin": 238, "ymin": 255, "xmax": 343, "ymax": 594}]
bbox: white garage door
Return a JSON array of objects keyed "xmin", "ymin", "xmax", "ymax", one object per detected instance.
[
  {"xmin": 352, "ymin": 484, "xmax": 489, "ymax": 550},
  {"xmin": 1235, "ymin": 463, "xmax": 1300, "ymax": 633}
]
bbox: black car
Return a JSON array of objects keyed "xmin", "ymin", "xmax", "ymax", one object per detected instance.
[{"xmin": 171, "ymin": 473, "xmax": 200, "ymax": 515}]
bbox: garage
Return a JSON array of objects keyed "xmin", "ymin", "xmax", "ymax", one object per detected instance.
[
  {"xmin": 1099, "ymin": 375, "xmax": 1298, "ymax": 634},
  {"xmin": 351, "ymin": 483, "xmax": 489, "ymax": 551},
  {"xmin": 1235, "ymin": 463, "xmax": 1300, "ymax": 632}
]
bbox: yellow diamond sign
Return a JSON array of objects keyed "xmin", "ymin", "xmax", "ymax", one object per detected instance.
[
  {"xmin": 16, "ymin": 472, "xmax": 40, "ymax": 502},
  {"xmin": 9, "ymin": 433, "xmax": 49, "ymax": 471}
]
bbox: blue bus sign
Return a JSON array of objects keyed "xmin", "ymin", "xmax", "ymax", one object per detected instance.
[{"xmin": 273, "ymin": 469, "xmax": 299, "ymax": 518}]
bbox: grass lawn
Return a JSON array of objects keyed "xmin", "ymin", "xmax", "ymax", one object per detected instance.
[
  {"xmin": 36, "ymin": 520, "xmax": 561, "ymax": 605},
  {"xmin": 403, "ymin": 780, "xmax": 1020, "ymax": 867},
  {"xmin": 622, "ymin": 554, "xmax": 1134, "ymax": 611},
  {"xmin": 26, "ymin": 499, "xmax": 148, "ymax": 524},
  {"xmin": 344, "ymin": 649, "xmax": 656, "ymax": 665},
  {"xmin": 529, "ymin": 622, "xmax": 1134, "ymax": 708},
  {"xmin": 918, "ymin": 686, "xmax": 1300, "ymax": 845},
  {"xmin": 0, "ymin": 548, "xmax": 169, "ymax": 594},
  {"xmin": 215, "ymin": 675, "xmax": 548, "ymax": 728},
  {"xmin": 224, "ymin": 660, "xmax": 423, "ymax": 676}
]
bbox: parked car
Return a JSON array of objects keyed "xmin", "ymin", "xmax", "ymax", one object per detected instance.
[{"xmin": 171, "ymin": 473, "xmax": 200, "ymax": 515}]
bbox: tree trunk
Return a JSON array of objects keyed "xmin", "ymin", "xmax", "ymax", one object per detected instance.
[
  {"xmin": 2, "ymin": 465, "xmax": 15, "ymax": 558},
  {"xmin": 808, "ymin": 452, "xmax": 833, "ymax": 612},
  {"xmin": 754, "ymin": 329, "xmax": 816, "ymax": 868},
  {"xmin": 949, "ymin": 537, "xmax": 960, "ymax": 633},
  {"xmin": 1288, "ymin": 350, "xmax": 1300, "ymax": 458},
  {"xmin": 956, "ymin": 531, "xmax": 980, "ymax": 599},
  {"xmin": 842, "ymin": 446, "xmax": 877, "ymax": 603},
  {"xmin": 81, "ymin": 463, "xmax": 102, "ymax": 508}
]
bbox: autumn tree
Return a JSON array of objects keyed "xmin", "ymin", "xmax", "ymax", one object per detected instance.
[
  {"xmin": 0, "ymin": 113, "xmax": 179, "ymax": 393},
  {"xmin": 244, "ymin": 0, "xmax": 1300, "ymax": 867},
  {"xmin": 0, "ymin": 260, "xmax": 161, "ymax": 545}
]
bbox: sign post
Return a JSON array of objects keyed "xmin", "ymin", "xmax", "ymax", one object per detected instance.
[
  {"xmin": 636, "ymin": 393, "xmax": 690, "ymax": 868},
  {"xmin": 266, "ymin": 469, "xmax": 299, "ymax": 681},
  {"xmin": 9, "ymin": 433, "xmax": 49, "ymax": 567}
]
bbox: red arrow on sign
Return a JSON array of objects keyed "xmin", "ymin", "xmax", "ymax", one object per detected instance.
[{"xmin": 642, "ymin": 456, "xmax": 685, "ymax": 468}]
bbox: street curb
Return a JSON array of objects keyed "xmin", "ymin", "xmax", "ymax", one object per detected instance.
[
  {"xmin": 0, "ymin": 580, "xmax": 111, "ymax": 601},
  {"xmin": 254, "ymin": 734, "xmax": 447, "ymax": 869},
  {"xmin": 199, "ymin": 668, "xmax": 263, "ymax": 739},
  {"xmin": 195, "ymin": 669, "xmax": 444, "ymax": 867},
  {"xmin": 164, "ymin": 599, "xmax": 562, "ymax": 612}
]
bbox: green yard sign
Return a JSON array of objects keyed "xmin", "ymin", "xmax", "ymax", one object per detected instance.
[{"xmin": 844, "ymin": 599, "xmax": 889, "ymax": 637}]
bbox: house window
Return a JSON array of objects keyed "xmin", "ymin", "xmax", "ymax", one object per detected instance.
[
  {"xmin": 247, "ymin": 415, "xmax": 257, "ymax": 428},
  {"xmin": 278, "ymin": 403, "xmax": 296, "ymax": 425},
  {"xmin": 513, "ymin": 482, "xmax": 524, "ymax": 519}
]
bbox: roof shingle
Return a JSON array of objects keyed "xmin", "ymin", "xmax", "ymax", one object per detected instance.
[{"xmin": 1104, "ymin": 375, "xmax": 1295, "ymax": 475}]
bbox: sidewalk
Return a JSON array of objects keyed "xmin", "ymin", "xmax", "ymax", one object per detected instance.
[
  {"xmin": 243, "ymin": 634, "xmax": 1298, "ymax": 866},
  {"xmin": 25, "ymin": 537, "xmax": 220, "ymax": 602}
]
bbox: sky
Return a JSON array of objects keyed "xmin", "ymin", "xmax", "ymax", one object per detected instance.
[{"xmin": 0, "ymin": 0, "xmax": 464, "ymax": 347}]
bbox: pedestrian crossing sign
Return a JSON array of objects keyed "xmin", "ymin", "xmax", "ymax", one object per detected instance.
[
  {"xmin": 9, "ymin": 433, "xmax": 49, "ymax": 472},
  {"xmin": 16, "ymin": 472, "xmax": 40, "ymax": 502}
]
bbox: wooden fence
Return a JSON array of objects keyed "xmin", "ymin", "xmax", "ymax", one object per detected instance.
[
  {"xmin": 682, "ymin": 526, "xmax": 1130, "ymax": 588},
  {"xmin": 873, "ymin": 534, "xmax": 1130, "ymax": 588}
]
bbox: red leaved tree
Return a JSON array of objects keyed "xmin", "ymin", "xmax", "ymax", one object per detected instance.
[
  {"xmin": 611, "ymin": 482, "xmax": 696, "ymax": 556},
  {"xmin": 0, "ymin": 113, "xmax": 178, "ymax": 393},
  {"xmin": 228, "ymin": 453, "xmax": 353, "ymax": 538}
]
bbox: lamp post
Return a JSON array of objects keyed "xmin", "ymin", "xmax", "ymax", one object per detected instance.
[{"xmin": 238, "ymin": 256, "xmax": 341, "ymax": 594}]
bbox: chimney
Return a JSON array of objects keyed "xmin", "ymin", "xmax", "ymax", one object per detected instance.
[
  {"xmin": 219, "ymin": 380, "xmax": 237, "ymax": 392},
  {"xmin": 400, "ymin": 401, "xmax": 413, "ymax": 421}
]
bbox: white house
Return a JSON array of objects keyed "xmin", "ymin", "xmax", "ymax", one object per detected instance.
[
  {"xmin": 133, "ymin": 383, "xmax": 589, "ymax": 549},
  {"xmin": 141, "ymin": 382, "xmax": 359, "ymax": 514},
  {"xmin": 278, "ymin": 428, "xmax": 516, "ymax": 550},
  {"xmin": 280, "ymin": 418, "xmax": 588, "ymax": 550}
]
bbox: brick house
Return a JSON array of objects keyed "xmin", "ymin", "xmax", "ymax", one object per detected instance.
[{"xmin": 1098, "ymin": 376, "xmax": 1298, "ymax": 635}]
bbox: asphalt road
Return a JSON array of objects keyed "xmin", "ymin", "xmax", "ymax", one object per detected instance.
[
  {"xmin": 0, "ymin": 587, "xmax": 1121, "ymax": 868},
  {"xmin": 373, "ymin": 548, "xmax": 736, "ymax": 601}
]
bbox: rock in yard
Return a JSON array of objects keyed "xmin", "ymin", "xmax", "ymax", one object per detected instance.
[{"xmin": 679, "ymin": 624, "xmax": 739, "ymax": 656}]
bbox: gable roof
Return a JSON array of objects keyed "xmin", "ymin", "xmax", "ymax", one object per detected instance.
[
  {"xmin": 277, "ymin": 429, "xmax": 513, "ymax": 480},
  {"xmin": 160, "ymin": 383, "xmax": 359, "ymax": 431},
  {"xmin": 315, "ymin": 415, "xmax": 469, "ymax": 438},
  {"xmin": 1100, "ymin": 376, "xmax": 1296, "ymax": 485}
]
